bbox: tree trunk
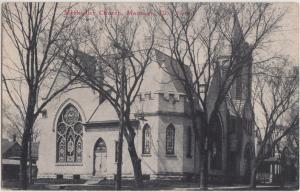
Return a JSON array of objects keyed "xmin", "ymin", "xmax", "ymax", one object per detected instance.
[
  {"xmin": 115, "ymin": 129, "xmax": 124, "ymax": 190},
  {"xmin": 189, "ymin": 106, "xmax": 206, "ymax": 190},
  {"xmin": 199, "ymin": 148, "xmax": 209, "ymax": 190},
  {"xmin": 115, "ymin": 61, "xmax": 125, "ymax": 190},
  {"xmin": 199, "ymin": 152, "xmax": 205, "ymax": 188},
  {"xmin": 123, "ymin": 106, "xmax": 144, "ymax": 189},
  {"xmin": 20, "ymin": 126, "xmax": 30, "ymax": 189},
  {"xmin": 128, "ymin": 139, "xmax": 143, "ymax": 189},
  {"xmin": 28, "ymin": 137, "xmax": 33, "ymax": 184},
  {"xmin": 280, "ymin": 152, "xmax": 286, "ymax": 189},
  {"xmin": 20, "ymin": 91, "xmax": 36, "ymax": 189},
  {"xmin": 250, "ymin": 167, "xmax": 257, "ymax": 189},
  {"xmin": 199, "ymin": 118, "xmax": 209, "ymax": 190}
]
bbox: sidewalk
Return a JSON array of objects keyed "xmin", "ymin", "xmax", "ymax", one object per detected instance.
[
  {"xmin": 3, "ymin": 179, "xmax": 299, "ymax": 190},
  {"xmin": 173, "ymin": 183, "xmax": 299, "ymax": 191}
]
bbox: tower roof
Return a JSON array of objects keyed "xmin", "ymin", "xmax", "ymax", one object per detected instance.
[
  {"xmin": 232, "ymin": 11, "xmax": 244, "ymax": 46},
  {"xmin": 217, "ymin": 11, "xmax": 245, "ymax": 57}
]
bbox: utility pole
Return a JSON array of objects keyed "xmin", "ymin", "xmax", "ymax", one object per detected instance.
[{"xmin": 115, "ymin": 56, "xmax": 125, "ymax": 190}]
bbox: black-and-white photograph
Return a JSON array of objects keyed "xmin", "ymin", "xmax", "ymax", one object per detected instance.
[{"xmin": 1, "ymin": 2, "xmax": 299, "ymax": 190}]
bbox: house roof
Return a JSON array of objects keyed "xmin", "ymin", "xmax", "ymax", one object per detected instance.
[
  {"xmin": 2, "ymin": 138, "xmax": 39, "ymax": 159},
  {"xmin": 154, "ymin": 49, "xmax": 189, "ymax": 94},
  {"xmin": 1, "ymin": 139, "xmax": 15, "ymax": 155},
  {"xmin": 86, "ymin": 49, "xmax": 193, "ymax": 124}
]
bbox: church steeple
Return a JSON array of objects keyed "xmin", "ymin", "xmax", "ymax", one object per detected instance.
[{"xmin": 232, "ymin": 10, "xmax": 244, "ymax": 47}]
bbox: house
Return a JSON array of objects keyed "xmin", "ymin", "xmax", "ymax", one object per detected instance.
[
  {"xmin": 256, "ymin": 125, "xmax": 298, "ymax": 184},
  {"xmin": 2, "ymin": 136, "xmax": 39, "ymax": 180}
]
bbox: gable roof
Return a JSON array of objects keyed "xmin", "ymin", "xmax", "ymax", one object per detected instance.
[
  {"xmin": 154, "ymin": 49, "xmax": 190, "ymax": 94},
  {"xmin": 87, "ymin": 100, "xmax": 119, "ymax": 123},
  {"xmin": 2, "ymin": 139, "xmax": 22, "ymax": 159},
  {"xmin": 85, "ymin": 49, "xmax": 193, "ymax": 124},
  {"xmin": 1, "ymin": 139, "xmax": 15, "ymax": 155},
  {"xmin": 2, "ymin": 139, "xmax": 39, "ymax": 160}
]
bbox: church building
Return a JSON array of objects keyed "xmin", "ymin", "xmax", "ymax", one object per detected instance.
[{"xmin": 37, "ymin": 14, "xmax": 255, "ymax": 184}]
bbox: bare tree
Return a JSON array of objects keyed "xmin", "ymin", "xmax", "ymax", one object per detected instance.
[
  {"xmin": 252, "ymin": 60, "xmax": 298, "ymax": 188},
  {"xmin": 65, "ymin": 5, "xmax": 156, "ymax": 189},
  {"xmin": 151, "ymin": 2, "xmax": 285, "ymax": 189},
  {"xmin": 2, "ymin": 2, "xmax": 85, "ymax": 189}
]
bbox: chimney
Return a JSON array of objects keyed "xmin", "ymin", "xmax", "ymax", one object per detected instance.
[{"xmin": 12, "ymin": 134, "xmax": 16, "ymax": 142}]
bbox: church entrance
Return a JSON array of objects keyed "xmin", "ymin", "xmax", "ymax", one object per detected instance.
[
  {"xmin": 93, "ymin": 138, "xmax": 107, "ymax": 177},
  {"xmin": 244, "ymin": 143, "xmax": 254, "ymax": 184}
]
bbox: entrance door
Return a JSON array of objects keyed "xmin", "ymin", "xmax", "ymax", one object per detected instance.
[
  {"xmin": 93, "ymin": 138, "xmax": 107, "ymax": 177},
  {"xmin": 244, "ymin": 143, "xmax": 254, "ymax": 184}
]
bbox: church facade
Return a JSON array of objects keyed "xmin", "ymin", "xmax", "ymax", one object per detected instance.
[
  {"xmin": 37, "ymin": 49, "xmax": 201, "ymax": 180},
  {"xmin": 37, "ymin": 17, "xmax": 255, "ymax": 183},
  {"xmin": 37, "ymin": 51, "xmax": 254, "ymax": 183}
]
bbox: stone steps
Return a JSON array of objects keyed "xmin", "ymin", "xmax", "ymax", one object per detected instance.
[{"xmin": 84, "ymin": 177, "xmax": 104, "ymax": 185}]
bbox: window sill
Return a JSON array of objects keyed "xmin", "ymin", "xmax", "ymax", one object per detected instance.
[
  {"xmin": 166, "ymin": 154, "xmax": 176, "ymax": 157},
  {"xmin": 55, "ymin": 163, "xmax": 83, "ymax": 166},
  {"xmin": 141, "ymin": 154, "xmax": 151, "ymax": 157}
]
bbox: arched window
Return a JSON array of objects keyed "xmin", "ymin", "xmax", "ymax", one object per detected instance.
[
  {"xmin": 186, "ymin": 126, "xmax": 192, "ymax": 158},
  {"xmin": 244, "ymin": 143, "xmax": 254, "ymax": 161},
  {"xmin": 142, "ymin": 124, "xmax": 151, "ymax": 154},
  {"xmin": 56, "ymin": 104, "xmax": 83, "ymax": 163},
  {"xmin": 210, "ymin": 114, "xmax": 222, "ymax": 170},
  {"xmin": 166, "ymin": 124, "xmax": 175, "ymax": 155}
]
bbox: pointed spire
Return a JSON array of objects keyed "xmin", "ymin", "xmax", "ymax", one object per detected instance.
[{"xmin": 232, "ymin": 10, "xmax": 244, "ymax": 45}]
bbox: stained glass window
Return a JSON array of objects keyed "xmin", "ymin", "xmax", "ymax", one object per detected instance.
[
  {"xmin": 166, "ymin": 124, "xmax": 175, "ymax": 155},
  {"xmin": 142, "ymin": 124, "xmax": 151, "ymax": 154},
  {"xmin": 56, "ymin": 104, "xmax": 83, "ymax": 163}
]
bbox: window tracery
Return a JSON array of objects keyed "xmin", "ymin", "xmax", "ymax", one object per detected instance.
[
  {"xmin": 142, "ymin": 124, "xmax": 151, "ymax": 154},
  {"xmin": 56, "ymin": 104, "xmax": 83, "ymax": 163}
]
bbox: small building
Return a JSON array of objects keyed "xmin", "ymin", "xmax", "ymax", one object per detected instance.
[
  {"xmin": 256, "ymin": 124, "xmax": 298, "ymax": 184},
  {"xmin": 2, "ymin": 137, "xmax": 39, "ymax": 181}
]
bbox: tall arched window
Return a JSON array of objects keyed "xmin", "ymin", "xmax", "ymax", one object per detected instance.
[
  {"xmin": 56, "ymin": 104, "xmax": 83, "ymax": 163},
  {"xmin": 186, "ymin": 126, "xmax": 192, "ymax": 158},
  {"xmin": 166, "ymin": 124, "xmax": 175, "ymax": 155},
  {"xmin": 244, "ymin": 143, "xmax": 254, "ymax": 161},
  {"xmin": 142, "ymin": 124, "xmax": 151, "ymax": 154}
]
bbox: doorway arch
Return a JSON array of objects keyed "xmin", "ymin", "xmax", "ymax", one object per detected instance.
[{"xmin": 93, "ymin": 138, "xmax": 107, "ymax": 177}]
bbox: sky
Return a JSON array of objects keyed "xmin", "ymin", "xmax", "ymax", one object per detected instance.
[{"xmin": 270, "ymin": 3, "xmax": 298, "ymax": 64}]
